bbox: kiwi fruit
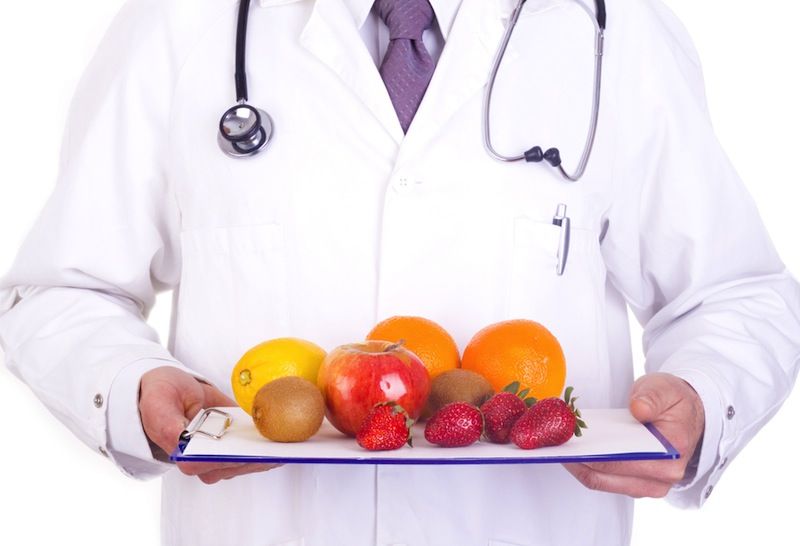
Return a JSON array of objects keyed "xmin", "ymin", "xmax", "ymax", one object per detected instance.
[
  {"xmin": 251, "ymin": 376, "xmax": 325, "ymax": 442},
  {"xmin": 421, "ymin": 369, "xmax": 494, "ymax": 420}
]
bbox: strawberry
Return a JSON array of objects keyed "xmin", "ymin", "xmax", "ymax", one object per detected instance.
[
  {"xmin": 481, "ymin": 381, "xmax": 537, "ymax": 444},
  {"xmin": 356, "ymin": 402, "xmax": 413, "ymax": 451},
  {"xmin": 510, "ymin": 387, "xmax": 588, "ymax": 449},
  {"xmin": 424, "ymin": 402, "xmax": 483, "ymax": 447}
]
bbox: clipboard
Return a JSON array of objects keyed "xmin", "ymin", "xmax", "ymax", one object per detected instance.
[{"xmin": 170, "ymin": 407, "xmax": 679, "ymax": 465}]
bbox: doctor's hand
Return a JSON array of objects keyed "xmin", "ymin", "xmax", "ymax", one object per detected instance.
[
  {"xmin": 139, "ymin": 366, "xmax": 281, "ymax": 484},
  {"xmin": 563, "ymin": 372, "xmax": 705, "ymax": 498}
]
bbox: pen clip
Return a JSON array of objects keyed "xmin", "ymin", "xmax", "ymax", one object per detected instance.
[{"xmin": 552, "ymin": 203, "xmax": 571, "ymax": 276}]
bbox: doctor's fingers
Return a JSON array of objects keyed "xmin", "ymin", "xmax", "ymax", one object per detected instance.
[
  {"xmin": 193, "ymin": 463, "xmax": 283, "ymax": 485},
  {"xmin": 176, "ymin": 461, "xmax": 248, "ymax": 477},
  {"xmin": 562, "ymin": 462, "xmax": 674, "ymax": 499},
  {"xmin": 570, "ymin": 458, "xmax": 689, "ymax": 485},
  {"xmin": 174, "ymin": 461, "xmax": 280, "ymax": 482}
]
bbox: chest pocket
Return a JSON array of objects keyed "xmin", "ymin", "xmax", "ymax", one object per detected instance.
[
  {"xmin": 505, "ymin": 215, "xmax": 611, "ymax": 407},
  {"xmin": 173, "ymin": 223, "xmax": 290, "ymax": 388}
]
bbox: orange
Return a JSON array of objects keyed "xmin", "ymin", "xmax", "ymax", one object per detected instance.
[
  {"xmin": 366, "ymin": 316, "xmax": 460, "ymax": 379},
  {"xmin": 461, "ymin": 319, "xmax": 565, "ymax": 400},
  {"xmin": 231, "ymin": 337, "xmax": 326, "ymax": 415}
]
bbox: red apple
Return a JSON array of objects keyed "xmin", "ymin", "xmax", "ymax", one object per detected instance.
[{"xmin": 317, "ymin": 340, "xmax": 431, "ymax": 437}]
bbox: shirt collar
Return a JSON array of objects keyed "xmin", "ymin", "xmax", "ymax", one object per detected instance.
[{"xmin": 342, "ymin": 0, "xmax": 462, "ymax": 39}]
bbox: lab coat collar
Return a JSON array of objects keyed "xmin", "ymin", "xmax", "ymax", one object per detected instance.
[
  {"xmin": 257, "ymin": 0, "xmax": 305, "ymax": 7},
  {"xmin": 392, "ymin": 0, "xmax": 520, "ymax": 164},
  {"xmin": 293, "ymin": 0, "xmax": 531, "ymax": 147},
  {"xmin": 299, "ymin": 0, "xmax": 406, "ymax": 142},
  {"xmin": 497, "ymin": 0, "xmax": 572, "ymax": 16},
  {"xmin": 255, "ymin": 0, "xmax": 571, "ymax": 17},
  {"xmin": 340, "ymin": 0, "xmax": 463, "ymax": 40},
  {"xmin": 257, "ymin": 0, "xmax": 462, "ymax": 38}
]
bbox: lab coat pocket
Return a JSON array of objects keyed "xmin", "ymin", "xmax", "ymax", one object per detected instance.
[
  {"xmin": 507, "ymin": 216, "xmax": 611, "ymax": 406},
  {"xmin": 173, "ymin": 223, "xmax": 289, "ymax": 386}
]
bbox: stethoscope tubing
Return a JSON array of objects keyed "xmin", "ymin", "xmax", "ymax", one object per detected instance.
[
  {"xmin": 220, "ymin": 0, "xmax": 606, "ymax": 175},
  {"xmin": 482, "ymin": 0, "xmax": 528, "ymax": 164},
  {"xmin": 482, "ymin": 0, "xmax": 606, "ymax": 182},
  {"xmin": 235, "ymin": 0, "xmax": 252, "ymax": 102}
]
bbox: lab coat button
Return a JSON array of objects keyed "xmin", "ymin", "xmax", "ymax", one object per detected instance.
[
  {"xmin": 719, "ymin": 457, "xmax": 728, "ymax": 468},
  {"xmin": 726, "ymin": 405, "xmax": 735, "ymax": 420},
  {"xmin": 93, "ymin": 393, "xmax": 104, "ymax": 408},
  {"xmin": 704, "ymin": 485, "xmax": 714, "ymax": 499},
  {"xmin": 391, "ymin": 175, "xmax": 420, "ymax": 192},
  {"xmin": 99, "ymin": 446, "xmax": 109, "ymax": 457}
]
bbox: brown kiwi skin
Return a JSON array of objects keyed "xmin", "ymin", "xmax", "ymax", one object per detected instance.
[
  {"xmin": 421, "ymin": 369, "xmax": 495, "ymax": 420},
  {"xmin": 252, "ymin": 376, "xmax": 325, "ymax": 442}
]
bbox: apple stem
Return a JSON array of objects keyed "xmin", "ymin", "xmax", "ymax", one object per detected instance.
[{"xmin": 385, "ymin": 339, "xmax": 405, "ymax": 352}]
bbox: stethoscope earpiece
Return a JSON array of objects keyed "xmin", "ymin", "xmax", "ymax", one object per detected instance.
[
  {"xmin": 217, "ymin": 104, "xmax": 273, "ymax": 158},
  {"xmin": 523, "ymin": 146, "xmax": 562, "ymax": 168}
]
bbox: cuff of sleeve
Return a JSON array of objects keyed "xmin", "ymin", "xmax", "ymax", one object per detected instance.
[
  {"xmin": 660, "ymin": 367, "xmax": 726, "ymax": 508},
  {"xmin": 106, "ymin": 358, "xmax": 207, "ymax": 479}
]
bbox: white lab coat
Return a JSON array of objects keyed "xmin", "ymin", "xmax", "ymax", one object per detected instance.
[{"xmin": 1, "ymin": 0, "xmax": 799, "ymax": 544}]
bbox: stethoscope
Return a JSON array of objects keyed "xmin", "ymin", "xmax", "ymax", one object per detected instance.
[
  {"xmin": 484, "ymin": 0, "xmax": 606, "ymax": 182},
  {"xmin": 218, "ymin": 0, "xmax": 606, "ymax": 184},
  {"xmin": 217, "ymin": 0, "xmax": 273, "ymax": 157}
]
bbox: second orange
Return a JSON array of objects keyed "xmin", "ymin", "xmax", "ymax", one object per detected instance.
[
  {"xmin": 367, "ymin": 316, "xmax": 460, "ymax": 379},
  {"xmin": 462, "ymin": 319, "xmax": 566, "ymax": 401}
]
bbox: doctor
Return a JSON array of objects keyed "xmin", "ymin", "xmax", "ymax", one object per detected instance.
[{"xmin": 1, "ymin": 0, "xmax": 798, "ymax": 544}]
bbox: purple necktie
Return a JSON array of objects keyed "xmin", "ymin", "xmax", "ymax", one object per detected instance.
[{"xmin": 375, "ymin": 0, "xmax": 436, "ymax": 133}]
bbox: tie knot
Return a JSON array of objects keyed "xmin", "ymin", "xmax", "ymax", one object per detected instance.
[{"xmin": 375, "ymin": 0, "xmax": 435, "ymax": 41}]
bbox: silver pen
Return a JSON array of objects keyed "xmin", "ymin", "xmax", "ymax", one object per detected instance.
[{"xmin": 552, "ymin": 203, "xmax": 571, "ymax": 276}]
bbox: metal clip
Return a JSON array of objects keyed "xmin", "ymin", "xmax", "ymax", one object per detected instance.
[
  {"xmin": 552, "ymin": 203, "xmax": 571, "ymax": 276},
  {"xmin": 180, "ymin": 408, "xmax": 232, "ymax": 441}
]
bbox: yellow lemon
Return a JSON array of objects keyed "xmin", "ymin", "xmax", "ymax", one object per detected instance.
[{"xmin": 231, "ymin": 338, "xmax": 326, "ymax": 415}]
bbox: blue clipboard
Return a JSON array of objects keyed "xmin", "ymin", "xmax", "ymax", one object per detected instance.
[{"xmin": 170, "ymin": 407, "xmax": 679, "ymax": 465}]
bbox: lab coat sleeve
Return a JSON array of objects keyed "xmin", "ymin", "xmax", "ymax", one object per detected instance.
[
  {"xmin": 601, "ymin": 0, "xmax": 800, "ymax": 508},
  {"xmin": 0, "ymin": 0, "xmax": 200, "ymax": 479}
]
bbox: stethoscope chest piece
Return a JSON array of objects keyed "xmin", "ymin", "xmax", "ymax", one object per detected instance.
[{"xmin": 218, "ymin": 103, "xmax": 274, "ymax": 158}]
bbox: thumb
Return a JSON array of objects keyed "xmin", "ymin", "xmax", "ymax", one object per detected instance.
[
  {"xmin": 630, "ymin": 394, "xmax": 658, "ymax": 424},
  {"xmin": 139, "ymin": 384, "xmax": 193, "ymax": 455},
  {"xmin": 629, "ymin": 373, "xmax": 674, "ymax": 424}
]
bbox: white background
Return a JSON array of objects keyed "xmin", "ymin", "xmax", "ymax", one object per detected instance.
[{"xmin": 0, "ymin": 1, "xmax": 798, "ymax": 544}]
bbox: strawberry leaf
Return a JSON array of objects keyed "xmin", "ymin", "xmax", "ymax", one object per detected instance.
[
  {"xmin": 518, "ymin": 388, "xmax": 530, "ymax": 399},
  {"xmin": 524, "ymin": 397, "xmax": 537, "ymax": 408},
  {"xmin": 503, "ymin": 381, "xmax": 521, "ymax": 394},
  {"xmin": 564, "ymin": 386, "xmax": 574, "ymax": 403}
]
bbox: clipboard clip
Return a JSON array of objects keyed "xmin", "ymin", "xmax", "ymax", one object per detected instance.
[{"xmin": 179, "ymin": 408, "xmax": 232, "ymax": 441}]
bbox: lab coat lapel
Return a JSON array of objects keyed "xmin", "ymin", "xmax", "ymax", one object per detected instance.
[
  {"xmin": 394, "ymin": 0, "xmax": 519, "ymax": 167},
  {"xmin": 299, "ymin": 0, "xmax": 404, "ymax": 144}
]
